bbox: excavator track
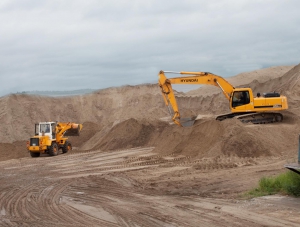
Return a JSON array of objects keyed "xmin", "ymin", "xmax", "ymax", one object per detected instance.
[
  {"xmin": 216, "ymin": 112, "xmax": 283, "ymax": 124},
  {"xmin": 237, "ymin": 112, "xmax": 283, "ymax": 124}
]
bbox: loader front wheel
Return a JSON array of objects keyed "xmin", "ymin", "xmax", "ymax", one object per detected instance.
[
  {"xmin": 62, "ymin": 141, "xmax": 72, "ymax": 153},
  {"xmin": 30, "ymin": 151, "xmax": 40, "ymax": 158},
  {"xmin": 49, "ymin": 142, "xmax": 59, "ymax": 156}
]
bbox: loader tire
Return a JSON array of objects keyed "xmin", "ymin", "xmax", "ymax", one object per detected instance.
[
  {"xmin": 49, "ymin": 142, "xmax": 59, "ymax": 156},
  {"xmin": 30, "ymin": 151, "xmax": 40, "ymax": 158},
  {"xmin": 62, "ymin": 141, "xmax": 72, "ymax": 153}
]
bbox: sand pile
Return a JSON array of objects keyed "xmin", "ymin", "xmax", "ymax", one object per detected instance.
[
  {"xmin": 90, "ymin": 118, "xmax": 168, "ymax": 151},
  {"xmin": 68, "ymin": 121, "xmax": 102, "ymax": 148},
  {"xmin": 0, "ymin": 141, "xmax": 28, "ymax": 161},
  {"xmin": 153, "ymin": 111, "xmax": 299, "ymax": 158}
]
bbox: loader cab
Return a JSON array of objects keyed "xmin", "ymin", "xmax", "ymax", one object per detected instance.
[{"xmin": 35, "ymin": 122, "xmax": 56, "ymax": 139}]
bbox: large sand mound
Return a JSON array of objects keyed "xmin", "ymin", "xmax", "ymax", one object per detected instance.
[
  {"xmin": 153, "ymin": 111, "xmax": 299, "ymax": 158},
  {"xmin": 91, "ymin": 118, "xmax": 169, "ymax": 151}
]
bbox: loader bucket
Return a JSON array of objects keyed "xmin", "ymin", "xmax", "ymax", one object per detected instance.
[
  {"xmin": 179, "ymin": 116, "xmax": 197, "ymax": 127},
  {"xmin": 64, "ymin": 124, "xmax": 82, "ymax": 136}
]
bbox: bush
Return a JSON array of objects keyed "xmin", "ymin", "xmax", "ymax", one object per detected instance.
[
  {"xmin": 247, "ymin": 171, "xmax": 300, "ymax": 197},
  {"xmin": 284, "ymin": 171, "xmax": 300, "ymax": 196}
]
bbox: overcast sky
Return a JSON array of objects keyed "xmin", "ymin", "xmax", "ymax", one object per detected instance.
[{"xmin": 0, "ymin": 0, "xmax": 300, "ymax": 96}]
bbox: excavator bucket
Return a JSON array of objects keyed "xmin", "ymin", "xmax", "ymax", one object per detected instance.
[
  {"xmin": 179, "ymin": 116, "xmax": 197, "ymax": 127},
  {"xmin": 64, "ymin": 124, "xmax": 82, "ymax": 136}
]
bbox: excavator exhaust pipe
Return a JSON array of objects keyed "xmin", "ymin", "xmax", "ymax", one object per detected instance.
[
  {"xmin": 64, "ymin": 124, "xmax": 82, "ymax": 137},
  {"xmin": 284, "ymin": 134, "xmax": 300, "ymax": 175}
]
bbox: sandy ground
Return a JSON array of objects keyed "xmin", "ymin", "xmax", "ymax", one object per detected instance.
[
  {"xmin": 1, "ymin": 64, "xmax": 300, "ymax": 226},
  {"xmin": 1, "ymin": 147, "xmax": 300, "ymax": 226}
]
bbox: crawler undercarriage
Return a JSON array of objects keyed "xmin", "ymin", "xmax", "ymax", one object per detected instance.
[{"xmin": 216, "ymin": 112, "xmax": 283, "ymax": 124}]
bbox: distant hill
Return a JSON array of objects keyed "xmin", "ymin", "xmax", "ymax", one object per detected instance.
[{"xmin": 18, "ymin": 89, "xmax": 97, "ymax": 97}]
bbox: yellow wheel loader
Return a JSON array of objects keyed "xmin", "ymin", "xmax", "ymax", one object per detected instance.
[
  {"xmin": 158, "ymin": 71, "xmax": 288, "ymax": 127},
  {"xmin": 27, "ymin": 122, "xmax": 82, "ymax": 157}
]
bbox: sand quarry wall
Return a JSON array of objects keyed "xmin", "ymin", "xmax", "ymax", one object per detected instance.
[
  {"xmin": 0, "ymin": 84, "xmax": 167, "ymax": 143},
  {"xmin": 0, "ymin": 64, "xmax": 300, "ymax": 161}
]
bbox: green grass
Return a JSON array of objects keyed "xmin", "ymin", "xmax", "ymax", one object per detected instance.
[{"xmin": 246, "ymin": 171, "xmax": 300, "ymax": 198}]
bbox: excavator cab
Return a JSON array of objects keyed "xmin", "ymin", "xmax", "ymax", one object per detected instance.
[{"xmin": 231, "ymin": 91, "xmax": 250, "ymax": 108}]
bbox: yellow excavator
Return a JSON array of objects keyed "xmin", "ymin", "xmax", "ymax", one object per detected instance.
[
  {"xmin": 158, "ymin": 70, "xmax": 288, "ymax": 127},
  {"xmin": 27, "ymin": 121, "xmax": 83, "ymax": 157}
]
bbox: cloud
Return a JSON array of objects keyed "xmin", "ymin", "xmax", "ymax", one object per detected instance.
[{"xmin": 0, "ymin": 0, "xmax": 300, "ymax": 96}]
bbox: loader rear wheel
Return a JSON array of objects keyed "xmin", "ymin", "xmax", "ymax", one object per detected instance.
[
  {"xmin": 30, "ymin": 151, "xmax": 40, "ymax": 158},
  {"xmin": 49, "ymin": 142, "xmax": 59, "ymax": 156},
  {"xmin": 62, "ymin": 141, "xmax": 72, "ymax": 153}
]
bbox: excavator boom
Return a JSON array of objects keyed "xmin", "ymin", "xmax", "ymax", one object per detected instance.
[{"xmin": 160, "ymin": 71, "xmax": 234, "ymax": 100}]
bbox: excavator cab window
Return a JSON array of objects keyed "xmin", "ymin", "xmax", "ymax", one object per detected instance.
[{"xmin": 232, "ymin": 91, "xmax": 250, "ymax": 107}]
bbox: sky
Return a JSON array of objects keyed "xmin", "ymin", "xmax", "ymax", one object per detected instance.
[{"xmin": 0, "ymin": 0, "xmax": 300, "ymax": 96}]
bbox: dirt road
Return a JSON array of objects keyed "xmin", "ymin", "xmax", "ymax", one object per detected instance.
[{"xmin": 1, "ymin": 148, "xmax": 299, "ymax": 227}]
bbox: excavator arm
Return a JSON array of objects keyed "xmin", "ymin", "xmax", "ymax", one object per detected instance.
[{"xmin": 158, "ymin": 70, "xmax": 235, "ymax": 126}]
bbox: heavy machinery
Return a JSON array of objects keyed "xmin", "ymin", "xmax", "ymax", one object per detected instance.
[
  {"xmin": 158, "ymin": 70, "xmax": 288, "ymax": 127},
  {"xmin": 27, "ymin": 121, "xmax": 83, "ymax": 157}
]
